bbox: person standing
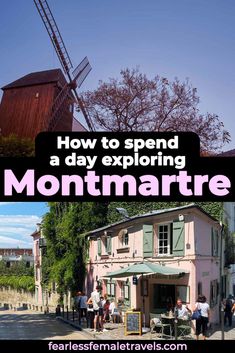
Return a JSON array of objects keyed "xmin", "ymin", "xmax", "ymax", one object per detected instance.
[
  {"xmin": 79, "ymin": 292, "xmax": 88, "ymax": 323},
  {"xmin": 224, "ymin": 296, "xmax": 233, "ymax": 327},
  {"xmin": 91, "ymin": 285, "xmax": 103, "ymax": 332},
  {"xmin": 74, "ymin": 291, "xmax": 82, "ymax": 322},
  {"xmin": 193, "ymin": 295, "xmax": 210, "ymax": 340},
  {"xmin": 86, "ymin": 297, "xmax": 94, "ymax": 329}
]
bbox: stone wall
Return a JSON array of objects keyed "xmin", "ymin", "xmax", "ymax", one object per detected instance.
[
  {"xmin": 0, "ymin": 287, "xmax": 70, "ymax": 313},
  {"xmin": 0, "ymin": 287, "xmax": 35, "ymax": 310}
]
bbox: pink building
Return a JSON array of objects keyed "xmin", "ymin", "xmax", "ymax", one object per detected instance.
[
  {"xmin": 30, "ymin": 226, "xmax": 44, "ymax": 309},
  {"xmin": 86, "ymin": 204, "xmax": 222, "ymax": 324},
  {"xmin": 30, "ymin": 225, "xmax": 63, "ymax": 312}
]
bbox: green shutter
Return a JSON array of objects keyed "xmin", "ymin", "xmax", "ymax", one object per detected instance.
[
  {"xmin": 143, "ymin": 224, "xmax": 153, "ymax": 258},
  {"xmin": 211, "ymin": 227, "xmax": 214, "ymax": 256},
  {"xmin": 211, "ymin": 227, "xmax": 218, "ymax": 256},
  {"xmin": 97, "ymin": 238, "xmax": 101, "ymax": 256},
  {"xmin": 107, "ymin": 236, "xmax": 112, "ymax": 254},
  {"xmin": 215, "ymin": 229, "xmax": 219, "ymax": 256},
  {"xmin": 172, "ymin": 221, "xmax": 185, "ymax": 256}
]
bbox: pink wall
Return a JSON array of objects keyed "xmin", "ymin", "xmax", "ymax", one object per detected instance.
[{"xmin": 87, "ymin": 207, "xmax": 221, "ymax": 324}]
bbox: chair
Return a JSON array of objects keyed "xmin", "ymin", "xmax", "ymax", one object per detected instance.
[
  {"xmin": 150, "ymin": 315, "xmax": 172, "ymax": 338},
  {"xmin": 177, "ymin": 318, "xmax": 192, "ymax": 339}
]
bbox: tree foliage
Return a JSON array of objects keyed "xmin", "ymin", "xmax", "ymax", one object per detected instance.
[
  {"xmin": 107, "ymin": 202, "xmax": 223, "ymax": 224},
  {"xmin": 82, "ymin": 68, "xmax": 230, "ymax": 152},
  {"xmin": 0, "ymin": 260, "xmax": 34, "ymax": 276},
  {"xmin": 0, "ymin": 261, "xmax": 34, "ymax": 292},
  {"xmin": 0, "ymin": 134, "xmax": 34, "ymax": 157},
  {"xmin": 0, "ymin": 275, "xmax": 35, "ymax": 292},
  {"xmin": 42, "ymin": 202, "xmax": 108, "ymax": 297}
]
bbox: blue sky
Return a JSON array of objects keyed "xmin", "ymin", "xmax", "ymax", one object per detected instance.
[
  {"xmin": 0, "ymin": 203, "xmax": 48, "ymax": 248},
  {"xmin": 0, "ymin": 0, "xmax": 235, "ymax": 149}
]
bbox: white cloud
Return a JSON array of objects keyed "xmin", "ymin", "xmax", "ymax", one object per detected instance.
[
  {"xmin": 0, "ymin": 235, "xmax": 31, "ymax": 247},
  {"xmin": 0, "ymin": 202, "xmax": 19, "ymax": 206},
  {"xmin": 0, "ymin": 215, "xmax": 41, "ymax": 248},
  {"xmin": 0, "ymin": 215, "xmax": 41, "ymax": 225}
]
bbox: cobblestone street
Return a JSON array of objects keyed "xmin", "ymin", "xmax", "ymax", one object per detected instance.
[
  {"xmin": 0, "ymin": 309, "xmax": 234, "ymax": 340},
  {"xmin": 0, "ymin": 310, "xmax": 88, "ymax": 340}
]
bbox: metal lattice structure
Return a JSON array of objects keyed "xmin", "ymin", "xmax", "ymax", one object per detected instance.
[{"xmin": 33, "ymin": 0, "xmax": 94, "ymax": 131}]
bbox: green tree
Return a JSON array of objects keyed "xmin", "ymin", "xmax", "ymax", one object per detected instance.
[
  {"xmin": 0, "ymin": 261, "xmax": 34, "ymax": 292},
  {"xmin": 107, "ymin": 202, "xmax": 223, "ymax": 223},
  {"xmin": 0, "ymin": 134, "xmax": 34, "ymax": 157},
  {"xmin": 42, "ymin": 202, "xmax": 108, "ymax": 297},
  {"xmin": 82, "ymin": 68, "xmax": 230, "ymax": 152}
]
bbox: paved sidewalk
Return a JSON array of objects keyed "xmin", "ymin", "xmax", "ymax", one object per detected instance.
[
  {"xmin": 208, "ymin": 320, "xmax": 235, "ymax": 340},
  {"xmin": 74, "ymin": 316, "xmax": 235, "ymax": 340}
]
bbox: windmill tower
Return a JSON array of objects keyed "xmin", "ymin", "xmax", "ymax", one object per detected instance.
[{"xmin": 0, "ymin": 0, "xmax": 94, "ymax": 139}]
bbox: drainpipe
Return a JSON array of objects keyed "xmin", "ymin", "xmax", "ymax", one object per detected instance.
[{"xmin": 219, "ymin": 221, "xmax": 224, "ymax": 340}]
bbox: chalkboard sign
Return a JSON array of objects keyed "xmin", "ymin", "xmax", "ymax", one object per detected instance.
[{"xmin": 124, "ymin": 311, "xmax": 142, "ymax": 335}]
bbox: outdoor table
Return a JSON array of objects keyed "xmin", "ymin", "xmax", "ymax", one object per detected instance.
[{"xmin": 161, "ymin": 314, "xmax": 175, "ymax": 337}]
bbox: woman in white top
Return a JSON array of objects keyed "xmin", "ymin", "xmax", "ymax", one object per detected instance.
[{"xmin": 194, "ymin": 295, "xmax": 210, "ymax": 340}]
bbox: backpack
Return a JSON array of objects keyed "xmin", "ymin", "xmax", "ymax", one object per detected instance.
[{"xmin": 225, "ymin": 299, "xmax": 232, "ymax": 312}]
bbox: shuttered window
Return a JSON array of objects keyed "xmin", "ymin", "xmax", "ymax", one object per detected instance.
[
  {"xmin": 172, "ymin": 221, "xmax": 185, "ymax": 256},
  {"xmin": 97, "ymin": 238, "xmax": 101, "ymax": 256},
  {"xmin": 156, "ymin": 221, "xmax": 185, "ymax": 257},
  {"xmin": 143, "ymin": 224, "xmax": 153, "ymax": 258},
  {"xmin": 158, "ymin": 224, "xmax": 171, "ymax": 255}
]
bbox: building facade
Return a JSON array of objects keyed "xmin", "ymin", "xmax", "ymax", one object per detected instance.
[
  {"xmin": 0, "ymin": 248, "xmax": 33, "ymax": 267},
  {"xmin": 86, "ymin": 204, "xmax": 223, "ymax": 324},
  {"xmin": 30, "ymin": 226, "xmax": 63, "ymax": 312},
  {"xmin": 223, "ymin": 202, "xmax": 235, "ymax": 297}
]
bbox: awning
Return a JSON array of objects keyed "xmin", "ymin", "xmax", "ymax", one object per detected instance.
[{"xmin": 105, "ymin": 261, "xmax": 188, "ymax": 278}]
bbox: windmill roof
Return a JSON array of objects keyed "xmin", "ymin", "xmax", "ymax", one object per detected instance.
[{"xmin": 2, "ymin": 69, "xmax": 67, "ymax": 90}]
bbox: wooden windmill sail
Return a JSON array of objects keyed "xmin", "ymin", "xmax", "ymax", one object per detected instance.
[{"xmin": 33, "ymin": 0, "xmax": 94, "ymax": 131}]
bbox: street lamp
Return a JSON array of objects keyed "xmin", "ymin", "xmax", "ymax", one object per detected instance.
[{"xmin": 116, "ymin": 208, "xmax": 130, "ymax": 219}]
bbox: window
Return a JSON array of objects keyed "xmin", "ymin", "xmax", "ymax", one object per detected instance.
[
  {"xmin": 176, "ymin": 285, "xmax": 190, "ymax": 303},
  {"xmin": 158, "ymin": 224, "xmax": 171, "ymax": 255},
  {"xmin": 124, "ymin": 284, "xmax": 130, "ymax": 300},
  {"xmin": 103, "ymin": 237, "xmax": 108, "ymax": 253},
  {"xmin": 156, "ymin": 221, "xmax": 185, "ymax": 257},
  {"xmin": 69, "ymin": 104, "xmax": 73, "ymax": 113},
  {"xmin": 122, "ymin": 232, "xmax": 129, "ymax": 246},
  {"xmin": 153, "ymin": 284, "xmax": 175, "ymax": 310},
  {"xmin": 198, "ymin": 282, "xmax": 202, "ymax": 296},
  {"xmin": 118, "ymin": 229, "xmax": 129, "ymax": 248},
  {"xmin": 97, "ymin": 235, "xmax": 112, "ymax": 256},
  {"xmin": 210, "ymin": 280, "xmax": 218, "ymax": 307},
  {"xmin": 107, "ymin": 280, "xmax": 116, "ymax": 298}
]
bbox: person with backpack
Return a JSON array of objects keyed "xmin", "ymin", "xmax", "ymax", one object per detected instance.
[
  {"xmin": 224, "ymin": 296, "xmax": 233, "ymax": 327},
  {"xmin": 193, "ymin": 295, "xmax": 210, "ymax": 340}
]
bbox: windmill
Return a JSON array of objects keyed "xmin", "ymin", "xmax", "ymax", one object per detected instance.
[{"xmin": 33, "ymin": 0, "xmax": 94, "ymax": 131}]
